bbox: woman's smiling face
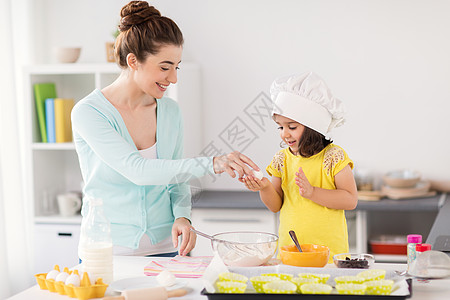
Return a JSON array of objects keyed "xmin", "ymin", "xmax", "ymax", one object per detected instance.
[
  {"xmin": 133, "ymin": 44, "xmax": 182, "ymax": 99},
  {"xmin": 274, "ymin": 114, "xmax": 305, "ymax": 155}
]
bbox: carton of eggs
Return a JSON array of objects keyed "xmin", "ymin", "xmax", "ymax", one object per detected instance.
[{"xmin": 34, "ymin": 265, "xmax": 108, "ymax": 300}]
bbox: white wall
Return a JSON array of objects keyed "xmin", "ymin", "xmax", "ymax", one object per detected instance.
[{"xmin": 31, "ymin": 0, "xmax": 450, "ymax": 190}]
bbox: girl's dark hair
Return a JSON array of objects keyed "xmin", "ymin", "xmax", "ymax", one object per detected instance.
[
  {"xmin": 297, "ymin": 126, "xmax": 332, "ymax": 157},
  {"xmin": 114, "ymin": 1, "xmax": 184, "ymax": 68}
]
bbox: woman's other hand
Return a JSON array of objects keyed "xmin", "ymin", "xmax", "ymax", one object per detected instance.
[
  {"xmin": 213, "ymin": 151, "xmax": 259, "ymax": 179},
  {"xmin": 241, "ymin": 176, "xmax": 270, "ymax": 192},
  {"xmin": 172, "ymin": 217, "xmax": 196, "ymax": 256},
  {"xmin": 295, "ymin": 167, "xmax": 314, "ymax": 198}
]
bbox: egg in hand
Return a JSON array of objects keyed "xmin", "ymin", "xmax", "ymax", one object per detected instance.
[{"xmin": 253, "ymin": 170, "xmax": 264, "ymax": 180}]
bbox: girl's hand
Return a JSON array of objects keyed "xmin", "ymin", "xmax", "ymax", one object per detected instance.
[
  {"xmin": 241, "ymin": 176, "xmax": 271, "ymax": 191},
  {"xmin": 295, "ymin": 167, "xmax": 314, "ymax": 198},
  {"xmin": 213, "ymin": 151, "xmax": 259, "ymax": 179},
  {"xmin": 171, "ymin": 217, "xmax": 196, "ymax": 256}
]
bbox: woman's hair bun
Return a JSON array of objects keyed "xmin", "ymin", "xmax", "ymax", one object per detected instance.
[{"xmin": 119, "ymin": 0, "xmax": 161, "ymax": 31}]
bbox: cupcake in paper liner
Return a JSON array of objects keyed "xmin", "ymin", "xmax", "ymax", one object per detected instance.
[
  {"xmin": 290, "ymin": 277, "xmax": 319, "ymax": 293},
  {"xmin": 365, "ymin": 279, "xmax": 394, "ymax": 295},
  {"xmin": 298, "ymin": 273, "xmax": 330, "ymax": 284},
  {"xmin": 250, "ymin": 276, "xmax": 281, "ymax": 293},
  {"xmin": 216, "ymin": 281, "xmax": 247, "ymax": 293},
  {"xmin": 335, "ymin": 283, "xmax": 367, "ymax": 295},
  {"xmin": 263, "ymin": 280, "xmax": 297, "ymax": 294},
  {"xmin": 300, "ymin": 283, "xmax": 332, "ymax": 294}
]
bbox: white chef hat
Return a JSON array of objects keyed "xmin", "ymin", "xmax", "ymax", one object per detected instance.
[{"xmin": 270, "ymin": 72, "xmax": 346, "ymax": 136}]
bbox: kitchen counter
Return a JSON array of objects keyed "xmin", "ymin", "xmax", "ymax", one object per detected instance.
[
  {"xmin": 356, "ymin": 193, "xmax": 446, "ymax": 211},
  {"xmin": 8, "ymin": 256, "xmax": 450, "ymax": 300},
  {"xmin": 192, "ymin": 191, "xmax": 266, "ymax": 209},
  {"xmin": 193, "ymin": 190, "xmax": 447, "ymax": 211}
]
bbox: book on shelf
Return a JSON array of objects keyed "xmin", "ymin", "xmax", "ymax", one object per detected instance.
[
  {"xmin": 45, "ymin": 98, "xmax": 55, "ymax": 143},
  {"xmin": 54, "ymin": 98, "xmax": 75, "ymax": 143},
  {"xmin": 33, "ymin": 83, "xmax": 57, "ymax": 143}
]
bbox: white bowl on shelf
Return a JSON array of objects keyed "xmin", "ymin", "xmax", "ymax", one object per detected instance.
[{"xmin": 54, "ymin": 47, "xmax": 81, "ymax": 63}]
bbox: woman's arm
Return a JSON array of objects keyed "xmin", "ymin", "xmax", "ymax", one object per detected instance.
[
  {"xmin": 295, "ymin": 164, "xmax": 358, "ymax": 210},
  {"xmin": 242, "ymin": 176, "xmax": 284, "ymax": 213},
  {"xmin": 72, "ymin": 102, "xmax": 258, "ymax": 186}
]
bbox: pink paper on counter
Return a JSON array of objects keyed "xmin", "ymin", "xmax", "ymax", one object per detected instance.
[{"xmin": 144, "ymin": 255, "xmax": 212, "ymax": 278}]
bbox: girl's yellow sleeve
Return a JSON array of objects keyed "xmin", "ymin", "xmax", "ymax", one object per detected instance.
[
  {"xmin": 266, "ymin": 150, "xmax": 285, "ymax": 178},
  {"xmin": 326, "ymin": 146, "xmax": 354, "ymax": 178}
]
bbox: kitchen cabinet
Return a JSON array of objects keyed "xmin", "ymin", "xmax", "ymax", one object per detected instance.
[
  {"xmin": 355, "ymin": 193, "xmax": 444, "ymax": 262},
  {"xmin": 190, "ymin": 208, "xmax": 277, "ymax": 256},
  {"xmin": 33, "ymin": 223, "xmax": 81, "ymax": 273},
  {"xmin": 21, "ymin": 62, "xmax": 202, "ymax": 272}
]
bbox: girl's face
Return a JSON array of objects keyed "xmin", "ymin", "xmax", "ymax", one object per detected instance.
[
  {"xmin": 274, "ymin": 114, "xmax": 305, "ymax": 155},
  {"xmin": 132, "ymin": 44, "xmax": 182, "ymax": 99}
]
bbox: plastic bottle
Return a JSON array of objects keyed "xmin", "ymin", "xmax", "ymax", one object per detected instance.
[
  {"xmin": 406, "ymin": 234, "xmax": 422, "ymax": 272},
  {"xmin": 78, "ymin": 196, "xmax": 113, "ymax": 284}
]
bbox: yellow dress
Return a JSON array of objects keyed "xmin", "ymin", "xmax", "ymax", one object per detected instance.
[{"xmin": 266, "ymin": 144, "xmax": 353, "ymax": 262}]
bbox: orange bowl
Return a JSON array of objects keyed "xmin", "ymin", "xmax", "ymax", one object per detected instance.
[{"xmin": 280, "ymin": 244, "xmax": 330, "ymax": 267}]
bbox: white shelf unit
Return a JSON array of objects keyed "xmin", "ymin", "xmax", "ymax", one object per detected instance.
[{"xmin": 22, "ymin": 63, "xmax": 121, "ymax": 219}]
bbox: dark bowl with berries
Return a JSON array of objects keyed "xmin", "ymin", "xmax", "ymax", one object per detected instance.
[{"xmin": 333, "ymin": 253, "xmax": 374, "ymax": 269}]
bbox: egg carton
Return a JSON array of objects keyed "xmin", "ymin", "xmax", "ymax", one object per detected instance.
[{"xmin": 35, "ymin": 265, "xmax": 108, "ymax": 300}]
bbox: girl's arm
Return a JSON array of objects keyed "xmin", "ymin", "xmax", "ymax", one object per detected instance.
[
  {"xmin": 295, "ymin": 164, "xmax": 358, "ymax": 210},
  {"xmin": 242, "ymin": 176, "xmax": 283, "ymax": 213}
]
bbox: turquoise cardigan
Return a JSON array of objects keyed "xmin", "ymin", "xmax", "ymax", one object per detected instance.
[{"xmin": 71, "ymin": 89, "xmax": 213, "ymax": 248}]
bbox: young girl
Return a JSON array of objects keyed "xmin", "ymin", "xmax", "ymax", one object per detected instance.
[{"xmin": 242, "ymin": 72, "xmax": 358, "ymax": 260}]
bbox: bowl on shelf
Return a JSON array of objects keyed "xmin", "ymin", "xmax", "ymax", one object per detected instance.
[
  {"xmin": 382, "ymin": 170, "xmax": 421, "ymax": 188},
  {"xmin": 333, "ymin": 253, "xmax": 374, "ymax": 269},
  {"xmin": 54, "ymin": 47, "xmax": 81, "ymax": 63},
  {"xmin": 211, "ymin": 231, "xmax": 278, "ymax": 267},
  {"xmin": 280, "ymin": 244, "xmax": 329, "ymax": 267}
]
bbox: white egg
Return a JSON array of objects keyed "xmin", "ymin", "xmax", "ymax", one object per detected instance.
[
  {"xmin": 156, "ymin": 269, "xmax": 176, "ymax": 287},
  {"xmin": 46, "ymin": 270, "xmax": 59, "ymax": 280},
  {"xmin": 65, "ymin": 274, "xmax": 81, "ymax": 287},
  {"xmin": 55, "ymin": 272, "xmax": 69, "ymax": 283},
  {"xmin": 253, "ymin": 170, "xmax": 264, "ymax": 180}
]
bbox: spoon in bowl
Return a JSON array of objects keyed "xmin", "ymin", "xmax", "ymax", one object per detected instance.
[{"xmin": 289, "ymin": 230, "xmax": 303, "ymax": 252}]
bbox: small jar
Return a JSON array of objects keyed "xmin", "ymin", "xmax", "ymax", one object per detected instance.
[{"xmin": 407, "ymin": 234, "xmax": 422, "ymax": 272}]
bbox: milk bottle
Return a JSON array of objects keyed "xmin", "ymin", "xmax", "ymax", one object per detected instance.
[{"xmin": 78, "ymin": 196, "xmax": 113, "ymax": 284}]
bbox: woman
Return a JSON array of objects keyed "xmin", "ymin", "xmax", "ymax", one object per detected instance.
[{"xmin": 71, "ymin": 0, "xmax": 259, "ymax": 257}]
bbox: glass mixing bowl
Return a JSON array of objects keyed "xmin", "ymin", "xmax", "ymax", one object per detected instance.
[{"xmin": 211, "ymin": 231, "xmax": 278, "ymax": 267}]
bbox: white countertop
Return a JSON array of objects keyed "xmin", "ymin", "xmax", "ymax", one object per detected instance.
[{"xmin": 8, "ymin": 256, "xmax": 450, "ymax": 300}]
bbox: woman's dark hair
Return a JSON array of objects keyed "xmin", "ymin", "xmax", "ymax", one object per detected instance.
[
  {"xmin": 297, "ymin": 126, "xmax": 332, "ymax": 157},
  {"xmin": 114, "ymin": 1, "xmax": 184, "ymax": 68}
]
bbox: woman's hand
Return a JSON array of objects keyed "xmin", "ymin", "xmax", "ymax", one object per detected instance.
[
  {"xmin": 241, "ymin": 176, "xmax": 271, "ymax": 192},
  {"xmin": 171, "ymin": 217, "xmax": 196, "ymax": 256},
  {"xmin": 295, "ymin": 167, "xmax": 315, "ymax": 198},
  {"xmin": 213, "ymin": 151, "xmax": 259, "ymax": 179}
]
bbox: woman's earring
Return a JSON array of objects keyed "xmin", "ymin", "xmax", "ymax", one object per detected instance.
[{"xmin": 280, "ymin": 141, "xmax": 287, "ymax": 148}]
